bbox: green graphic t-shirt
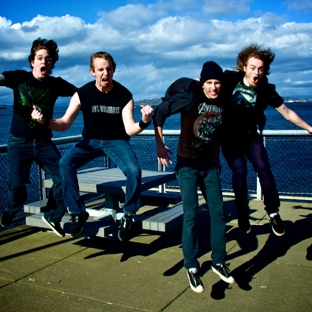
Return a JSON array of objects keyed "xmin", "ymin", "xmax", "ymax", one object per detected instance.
[{"xmin": 2, "ymin": 70, "xmax": 76, "ymax": 139}]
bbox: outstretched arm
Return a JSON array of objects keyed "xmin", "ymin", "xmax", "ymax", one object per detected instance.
[
  {"xmin": 31, "ymin": 92, "xmax": 81, "ymax": 131},
  {"xmin": 275, "ymin": 104, "xmax": 312, "ymax": 134},
  {"xmin": 122, "ymin": 100, "xmax": 153, "ymax": 136}
]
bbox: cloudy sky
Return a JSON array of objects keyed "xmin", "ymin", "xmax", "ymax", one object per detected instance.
[{"xmin": 1, "ymin": 0, "xmax": 311, "ymax": 106}]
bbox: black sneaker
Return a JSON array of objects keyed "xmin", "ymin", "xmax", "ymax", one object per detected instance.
[
  {"xmin": 117, "ymin": 214, "xmax": 133, "ymax": 242},
  {"xmin": 270, "ymin": 213, "xmax": 285, "ymax": 236},
  {"xmin": 187, "ymin": 270, "xmax": 204, "ymax": 293},
  {"xmin": 238, "ymin": 214, "xmax": 251, "ymax": 234},
  {"xmin": 70, "ymin": 211, "xmax": 89, "ymax": 237},
  {"xmin": 42, "ymin": 215, "xmax": 65, "ymax": 237},
  {"xmin": 211, "ymin": 263, "xmax": 235, "ymax": 284},
  {"xmin": 0, "ymin": 210, "xmax": 14, "ymax": 227}
]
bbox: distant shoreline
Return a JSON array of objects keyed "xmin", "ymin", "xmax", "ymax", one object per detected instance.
[{"xmin": 1, "ymin": 98, "xmax": 312, "ymax": 108}]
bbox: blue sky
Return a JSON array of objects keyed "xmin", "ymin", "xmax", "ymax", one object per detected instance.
[{"xmin": 0, "ymin": 0, "xmax": 312, "ymax": 104}]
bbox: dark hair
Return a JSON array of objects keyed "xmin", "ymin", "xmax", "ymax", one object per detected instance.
[
  {"xmin": 236, "ymin": 43, "xmax": 275, "ymax": 75},
  {"xmin": 28, "ymin": 37, "xmax": 59, "ymax": 69},
  {"xmin": 90, "ymin": 52, "xmax": 116, "ymax": 71}
]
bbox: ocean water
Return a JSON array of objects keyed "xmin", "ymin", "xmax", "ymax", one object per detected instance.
[
  {"xmin": 1, "ymin": 101, "xmax": 312, "ymax": 145},
  {"xmin": 0, "ymin": 100, "xmax": 312, "ymax": 231},
  {"xmin": 1, "ymin": 101, "xmax": 312, "ymax": 189}
]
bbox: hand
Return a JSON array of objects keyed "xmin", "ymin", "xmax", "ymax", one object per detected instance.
[
  {"xmin": 31, "ymin": 105, "xmax": 45, "ymax": 124},
  {"xmin": 140, "ymin": 105, "xmax": 153, "ymax": 123},
  {"xmin": 157, "ymin": 143, "xmax": 173, "ymax": 167}
]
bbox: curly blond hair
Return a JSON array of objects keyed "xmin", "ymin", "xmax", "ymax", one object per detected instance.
[{"xmin": 236, "ymin": 43, "xmax": 275, "ymax": 75}]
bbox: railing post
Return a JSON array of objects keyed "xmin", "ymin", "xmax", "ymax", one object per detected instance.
[
  {"xmin": 158, "ymin": 135, "xmax": 166, "ymax": 194},
  {"xmin": 256, "ymin": 136, "xmax": 265, "ymax": 200},
  {"xmin": 39, "ymin": 167, "xmax": 47, "ymax": 200}
]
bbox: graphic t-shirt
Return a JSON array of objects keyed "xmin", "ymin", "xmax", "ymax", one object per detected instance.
[
  {"xmin": 226, "ymin": 81, "xmax": 259, "ymax": 137},
  {"xmin": 77, "ymin": 80, "xmax": 132, "ymax": 140},
  {"xmin": 2, "ymin": 70, "xmax": 76, "ymax": 139},
  {"xmin": 222, "ymin": 70, "xmax": 284, "ymax": 140},
  {"xmin": 177, "ymin": 90, "xmax": 223, "ymax": 160}
]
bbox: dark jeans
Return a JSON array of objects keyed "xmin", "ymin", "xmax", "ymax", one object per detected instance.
[
  {"xmin": 7, "ymin": 135, "xmax": 66, "ymax": 223},
  {"xmin": 222, "ymin": 137, "xmax": 280, "ymax": 215},
  {"xmin": 59, "ymin": 138, "xmax": 141, "ymax": 216},
  {"xmin": 176, "ymin": 158, "xmax": 226, "ymax": 269}
]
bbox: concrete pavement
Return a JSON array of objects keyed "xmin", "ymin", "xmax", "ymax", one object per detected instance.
[{"xmin": 0, "ymin": 198, "xmax": 311, "ymax": 312}]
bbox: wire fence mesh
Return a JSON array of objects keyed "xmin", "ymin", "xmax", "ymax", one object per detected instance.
[{"xmin": 0, "ymin": 132, "xmax": 311, "ymax": 227}]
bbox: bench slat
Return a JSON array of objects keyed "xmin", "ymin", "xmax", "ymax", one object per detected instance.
[
  {"xmin": 142, "ymin": 204, "xmax": 183, "ymax": 232},
  {"xmin": 24, "ymin": 192, "xmax": 92, "ymax": 214},
  {"xmin": 25, "ymin": 213, "xmax": 113, "ymax": 238}
]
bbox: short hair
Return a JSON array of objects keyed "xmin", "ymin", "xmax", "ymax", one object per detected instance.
[
  {"xmin": 28, "ymin": 37, "xmax": 59, "ymax": 69},
  {"xmin": 236, "ymin": 43, "xmax": 275, "ymax": 76},
  {"xmin": 90, "ymin": 52, "xmax": 116, "ymax": 71}
]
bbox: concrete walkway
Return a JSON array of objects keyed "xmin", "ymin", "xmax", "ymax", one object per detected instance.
[{"xmin": 0, "ymin": 198, "xmax": 311, "ymax": 312}]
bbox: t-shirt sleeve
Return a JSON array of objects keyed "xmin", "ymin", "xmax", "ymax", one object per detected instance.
[
  {"xmin": 1, "ymin": 70, "xmax": 22, "ymax": 88},
  {"xmin": 270, "ymin": 88, "xmax": 284, "ymax": 108},
  {"xmin": 260, "ymin": 83, "xmax": 284, "ymax": 108},
  {"xmin": 55, "ymin": 77, "xmax": 77, "ymax": 97}
]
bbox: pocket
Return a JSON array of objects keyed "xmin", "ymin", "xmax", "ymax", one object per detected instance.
[{"xmin": 9, "ymin": 135, "xmax": 26, "ymax": 144}]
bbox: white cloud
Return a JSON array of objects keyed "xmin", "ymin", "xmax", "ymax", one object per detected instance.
[
  {"xmin": 0, "ymin": 17, "xmax": 12, "ymax": 28},
  {"xmin": 0, "ymin": 3, "xmax": 312, "ymax": 100},
  {"xmin": 155, "ymin": 0, "xmax": 201, "ymax": 13},
  {"xmin": 202, "ymin": 0, "xmax": 252, "ymax": 15},
  {"xmin": 98, "ymin": 4, "xmax": 158, "ymax": 30},
  {"xmin": 285, "ymin": 0, "xmax": 312, "ymax": 11}
]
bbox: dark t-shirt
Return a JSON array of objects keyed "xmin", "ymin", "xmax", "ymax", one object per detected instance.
[
  {"xmin": 153, "ymin": 78, "xmax": 224, "ymax": 161},
  {"xmin": 222, "ymin": 70, "xmax": 284, "ymax": 140},
  {"xmin": 1, "ymin": 70, "xmax": 76, "ymax": 139},
  {"xmin": 77, "ymin": 80, "xmax": 132, "ymax": 140},
  {"xmin": 177, "ymin": 91, "xmax": 223, "ymax": 160}
]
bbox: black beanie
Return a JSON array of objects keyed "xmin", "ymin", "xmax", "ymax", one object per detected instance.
[{"xmin": 199, "ymin": 61, "xmax": 223, "ymax": 85}]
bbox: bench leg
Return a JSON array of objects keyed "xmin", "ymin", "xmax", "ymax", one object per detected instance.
[{"xmin": 105, "ymin": 194, "xmax": 120, "ymax": 210}]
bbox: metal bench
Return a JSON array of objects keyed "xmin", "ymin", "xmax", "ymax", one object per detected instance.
[
  {"xmin": 25, "ymin": 167, "xmax": 179, "ymax": 237},
  {"xmin": 142, "ymin": 203, "xmax": 183, "ymax": 232},
  {"xmin": 24, "ymin": 192, "xmax": 91, "ymax": 214}
]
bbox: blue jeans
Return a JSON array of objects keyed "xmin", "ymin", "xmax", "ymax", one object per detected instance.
[
  {"xmin": 59, "ymin": 138, "xmax": 141, "ymax": 215},
  {"xmin": 7, "ymin": 135, "xmax": 66, "ymax": 223},
  {"xmin": 222, "ymin": 136, "xmax": 280, "ymax": 215},
  {"xmin": 176, "ymin": 158, "xmax": 226, "ymax": 269}
]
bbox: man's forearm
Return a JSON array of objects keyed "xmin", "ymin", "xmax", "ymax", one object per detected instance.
[{"xmin": 49, "ymin": 119, "xmax": 71, "ymax": 131}]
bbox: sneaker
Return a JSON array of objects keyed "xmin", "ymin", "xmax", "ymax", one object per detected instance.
[
  {"xmin": 42, "ymin": 215, "xmax": 65, "ymax": 237},
  {"xmin": 70, "ymin": 211, "xmax": 89, "ymax": 237},
  {"xmin": 238, "ymin": 214, "xmax": 251, "ymax": 234},
  {"xmin": 270, "ymin": 213, "xmax": 285, "ymax": 236},
  {"xmin": 187, "ymin": 270, "xmax": 204, "ymax": 293},
  {"xmin": 0, "ymin": 210, "xmax": 14, "ymax": 227},
  {"xmin": 117, "ymin": 214, "xmax": 133, "ymax": 242},
  {"xmin": 211, "ymin": 263, "xmax": 235, "ymax": 284}
]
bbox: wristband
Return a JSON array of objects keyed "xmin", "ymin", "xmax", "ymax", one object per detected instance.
[{"xmin": 139, "ymin": 119, "xmax": 151, "ymax": 129}]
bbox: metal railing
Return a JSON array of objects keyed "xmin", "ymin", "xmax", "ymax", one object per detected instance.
[{"xmin": 0, "ymin": 129, "xmax": 311, "ymax": 220}]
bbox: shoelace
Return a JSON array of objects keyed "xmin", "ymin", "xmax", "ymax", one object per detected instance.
[
  {"xmin": 70, "ymin": 216, "xmax": 78, "ymax": 222},
  {"xmin": 219, "ymin": 263, "xmax": 231, "ymax": 275}
]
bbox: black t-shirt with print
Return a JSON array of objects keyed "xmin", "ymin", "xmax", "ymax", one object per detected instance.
[
  {"xmin": 222, "ymin": 70, "xmax": 284, "ymax": 140},
  {"xmin": 77, "ymin": 80, "xmax": 132, "ymax": 140},
  {"xmin": 2, "ymin": 70, "xmax": 76, "ymax": 139},
  {"xmin": 178, "ymin": 90, "xmax": 224, "ymax": 160}
]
